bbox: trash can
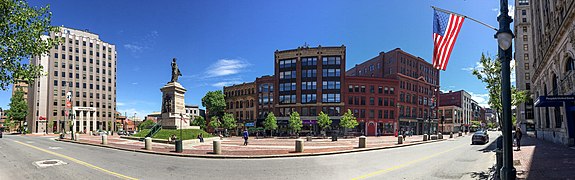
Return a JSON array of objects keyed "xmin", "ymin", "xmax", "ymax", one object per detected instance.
[
  {"xmin": 175, "ymin": 140, "xmax": 183, "ymax": 153},
  {"xmin": 0, "ymin": 132, "xmax": 3, "ymax": 138}
]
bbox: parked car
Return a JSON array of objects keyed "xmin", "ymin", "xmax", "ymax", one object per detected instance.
[{"xmin": 472, "ymin": 131, "xmax": 489, "ymax": 145}]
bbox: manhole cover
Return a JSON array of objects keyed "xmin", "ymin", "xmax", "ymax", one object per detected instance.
[{"xmin": 34, "ymin": 160, "xmax": 67, "ymax": 168}]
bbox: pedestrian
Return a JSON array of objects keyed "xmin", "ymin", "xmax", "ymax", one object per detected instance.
[
  {"xmin": 197, "ymin": 133, "xmax": 204, "ymax": 143},
  {"xmin": 243, "ymin": 129, "xmax": 249, "ymax": 146},
  {"xmin": 515, "ymin": 126, "xmax": 523, "ymax": 151}
]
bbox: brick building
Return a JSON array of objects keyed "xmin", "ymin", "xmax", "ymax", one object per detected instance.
[
  {"xmin": 223, "ymin": 82, "xmax": 257, "ymax": 132},
  {"xmin": 347, "ymin": 48, "xmax": 440, "ymax": 135},
  {"xmin": 255, "ymin": 75, "xmax": 274, "ymax": 127},
  {"xmin": 274, "ymin": 45, "xmax": 346, "ymax": 135},
  {"xmin": 438, "ymin": 90, "xmax": 478, "ymax": 131},
  {"xmin": 344, "ymin": 76, "xmax": 398, "ymax": 136}
]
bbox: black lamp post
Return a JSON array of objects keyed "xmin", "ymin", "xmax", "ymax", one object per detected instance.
[{"xmin": 496, "ymin": 0, "xmax": 516, "ymax": 179}]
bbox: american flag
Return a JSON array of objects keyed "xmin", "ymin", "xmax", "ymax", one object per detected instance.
[{"xmin": 433, "ymin": 9, "xmax": 465, "ymax": 70}]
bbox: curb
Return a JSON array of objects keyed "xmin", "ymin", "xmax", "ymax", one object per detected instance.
[{"xmin": 55, "ymin": 137, "xmax": 449, "ymax": 159}]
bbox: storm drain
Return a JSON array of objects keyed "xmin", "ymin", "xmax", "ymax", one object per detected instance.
[{"xmin": 34, "ymin": 159, "xmax": 67, "ymax": 168}]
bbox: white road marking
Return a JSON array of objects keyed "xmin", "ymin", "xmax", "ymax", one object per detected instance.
[
  {"xmin": 26, "ymin": 141, "xmax": 35, "ymax": 144},
  {"xmin": 33, "ymin": 159, "xmax": 68, "ymax": 168},
  {"xmin": 48, "ymin": 147, "xmax": 61, "ymax": 150}
]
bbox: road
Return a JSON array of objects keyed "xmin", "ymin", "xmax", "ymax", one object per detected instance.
[{"xmin": 0, "ymin": 131, "xmax": 498, "ymax": 180}]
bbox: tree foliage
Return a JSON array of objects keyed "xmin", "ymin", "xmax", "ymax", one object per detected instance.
[
  {"xmin": 138, "ymin": 119, "xmax": 155, "ymax": 130},
  {"xmin": 221, "ymin": 113, "xmax": 237, "ymax": 130},
  {"xmin": 0, "ymin": 0, "xmax": 60, "ymax": 90},
  {"xmin": 339, "ymin": 109, "xmax": 359, "ymax": 129},
  {"xmin": 288, "ymin": 112, "xmax": 302, "ymax": 133},
  {"xmin": 201, "ymin": 90, "xmax": 226, "ymax": 118},
  {"xmin": 472, "ymin": 53, "xmax": 531, "ymax": 124},
  {"xmin": 263, "ymin": 112, "xmax": 277, "ymax": 131},
  {"xmin": 317, "ymin": 111, "xmax": 332, "ymax": 131},
  {"xmin": 6, "ymin": 88, "xmax": 27, "ymax": 122},
  {"xmin": 208, "ymin": 116, "xmax": 221, "ymax": 129},
  {"xmin": 191, "ymin": 115, "xmax": 206, "ymax": 130}
]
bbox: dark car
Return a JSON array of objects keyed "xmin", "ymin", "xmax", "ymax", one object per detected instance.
[{"xmin": 472, "ymin": 131, "xmax": 489, "ymax": 145}]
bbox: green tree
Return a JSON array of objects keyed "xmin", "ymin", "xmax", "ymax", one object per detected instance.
[
  {"xmin": 263, "ymin": 112, "xmax": 277, "ymax": 136},
  {"xmin": 317, "ymin": 111, "xmax": 332, "ymax": 137},
  {"xmin": 201, "ymin": 90, "xmax": 226, "ymax": 118},
  {"xmin": 288, "ymin": 112, "xmax": 302, "ymax": 135},
  {"xmin": 0, "ymin": 0, "xmax": 60, "ymax": 90},
  {"xmin": 191, "ymin": 115, "xmax": 207, "ymax": 130},
  {"xmin": 339, "ymin": 109, "xmax": 359, "ymax": 133},
  {"xmin": 221, "ymin": 113, "xmax": 237, "ymax": 130},
  {"xmin": 6, "ymin": 88, "xmax": 27, "ymax": 130},
  {"xmin": 472, "ymin": 53, "xmax": 531, "ymax": 126},
  {"xmin": 138, "ymin": 119, "xmax": 154, "ymax": 130},
  {"xmin": 208, "ymin": 116, "xmax": 221, "ymax": 129}
]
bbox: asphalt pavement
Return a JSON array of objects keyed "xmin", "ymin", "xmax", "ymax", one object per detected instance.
[{"xmin": 0, "ymin": 131, "xmax": 499, "ymax": 180}]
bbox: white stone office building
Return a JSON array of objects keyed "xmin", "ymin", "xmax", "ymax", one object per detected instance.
[
  {"xmin": 27, "ymin": 27, "xmax": 117, "ymax": 134},
  {"xmin": 528, "ymin": 0, "xmax": 575, "ymax": 146},
  {"xmin": 514, "ymin": 0, "xmax": 536, "ymax": 131}
]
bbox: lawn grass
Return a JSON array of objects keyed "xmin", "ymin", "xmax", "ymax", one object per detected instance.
[{"xmin": 133, "ymin": 129, "xmax": 212, "ymax": 140}]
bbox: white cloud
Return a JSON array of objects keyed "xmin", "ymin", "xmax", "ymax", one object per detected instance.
[
  {"xmin": 211, "ymin": 81, "xmax": 242, "ymax": 87},
  {"xmin": 124, "ymin": 44, "xmax": 144, "ymax": 53},
  {"xmin": 117, "ymin": 102, "xmax": 125, "ymax": 106},
  {"xmin": 469, "ymin": 92, "xmax": 490, "ymax": 108},
  {"xmin": 205, "ymin": 59, "xmax": 250, "ymax": 78},
  {"xmin": 496, "ymin": 5, "xmax": 515, "ymax": 18},
  {"xmin": 131, "ymin": 82, "xmax": 139, "ymax": 85},
  {"xmin": 461, "ymin": 62, "xmax": 484, "ymax": 72}
]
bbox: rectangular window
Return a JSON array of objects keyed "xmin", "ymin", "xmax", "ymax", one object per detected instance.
[
  {"xmin": 525, "ymin": 73, "xmax": 530, "ymax": 80},
  {"xmin": 524, "ymin": 63, "xmax": 530, "ymax": 70},
  {"xmin": 523, "ymin": 44, "xmax": 528, "ymax": 51}
]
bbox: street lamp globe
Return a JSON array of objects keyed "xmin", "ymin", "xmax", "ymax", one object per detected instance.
[{"xmin": 496, "ymin": 32, "xmax": 513, "ymax": 50}]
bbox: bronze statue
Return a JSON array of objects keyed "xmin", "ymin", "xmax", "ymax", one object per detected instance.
[{"xmin": 171, "ymin": 58, "xmax": 182, "ymax": 82}]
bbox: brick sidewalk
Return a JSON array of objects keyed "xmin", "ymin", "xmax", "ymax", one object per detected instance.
[
  {"xmin": 63, "ymin": 134, "xmax": 443, "ymax": 156},
  {"xmin": 513, "ymin": 136, "xmax": 575, "ymax": 179}
]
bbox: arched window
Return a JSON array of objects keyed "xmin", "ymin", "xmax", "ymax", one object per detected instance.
[
  {"xmin": 552, "ymin": 73, "xmax": 558, "ymax": 95},
  {"xmin": 566, "ymin": 56, "xmax": 575, "ymax": 72}
]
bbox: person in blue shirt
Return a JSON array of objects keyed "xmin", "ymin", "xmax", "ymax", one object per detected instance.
[{"xmin": 243, "ymin": 129, "xmax": 249, "ymax": 146}]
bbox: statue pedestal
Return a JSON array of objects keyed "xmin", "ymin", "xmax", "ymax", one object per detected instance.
[{"xmin": 158, "ymin": 82, "xmax": 193, "ymax": 129}]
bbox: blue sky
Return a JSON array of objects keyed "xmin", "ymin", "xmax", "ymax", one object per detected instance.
[{"xmin": 1, "ymin": 0, "xmax": 515, "ymax": 119}]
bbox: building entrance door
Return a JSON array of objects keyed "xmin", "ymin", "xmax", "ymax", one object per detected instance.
[{"xmin": 367, "ymin": 122, "xmax": 376, "ymax": 136}]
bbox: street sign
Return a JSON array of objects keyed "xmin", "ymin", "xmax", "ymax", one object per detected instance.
[{"xmin": 245, "ymin": 122, "xmax": 255, "ymax": 127}]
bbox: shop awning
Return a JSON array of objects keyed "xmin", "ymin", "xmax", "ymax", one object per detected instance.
[{"xmin": 534, "ymin": 95, "xmax": 575, "ymax": 107}]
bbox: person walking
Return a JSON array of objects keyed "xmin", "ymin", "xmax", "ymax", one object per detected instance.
[
  {"xmin": 515, "ymin": 126, "xmax": 523, "ymax": 151},
  {"xmin": 243, "ymin": 129, "xmax": 249, "ymax": 146}
]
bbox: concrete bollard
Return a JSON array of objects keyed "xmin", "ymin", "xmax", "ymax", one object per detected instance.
[
  {"xmin": 213, "ymin": 140, "xmax": 222, "ymax": 154},
  {"xmin": 458, "ymin": 131, "xmax": 462, "ymax": 137},
  {"xmin": 295, "ymin": 139, "xmax": 304, "ymax": 152},
  {"xmin": 145, "ymin": 137, "xmax": 152, "ymax": 150},
  {"xmin": 450, "ymin": 132, "xmax": 453, "ymax": 138},
  {"xmin": 359, "ymin": 136, "xmax": 366, "ymax": 148},
  {"xmin": 101, "ymin": 134, "xmax": 108, "ymax": 145},
  {"xmin": 306, "ymin": 136, "xmax": 312, "ymax": 142},
  {"xmin": 438, "ymin": 133, "xmax": 443, "ymax": 139},
  {"xmin": 398, "ymin": 136, "xmax": 403, "ymax": 144},
  {"xmin": 423, "ymin": 134, "xmax": 428, "ymax": 141},
  {"xmin": 75, "ymin": 133, "xmax": 80, "ymax": 141}
]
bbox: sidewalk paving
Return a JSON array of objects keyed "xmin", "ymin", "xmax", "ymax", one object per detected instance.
[
  {"xmin": 56, "ymin": 134, "xmax": 448, "ymax": 157},
  {"xmin": 513, "ymin": 135, "xmax": 575, "ymax": 179}
]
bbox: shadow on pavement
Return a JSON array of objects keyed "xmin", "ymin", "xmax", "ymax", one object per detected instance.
[
  {"xmin": 477, "ymin": 139, "xmax": 498, "ymax": 153},
  {"xmin": 470, "ymin": 166, "xmax": 496, "ymax": 180}
]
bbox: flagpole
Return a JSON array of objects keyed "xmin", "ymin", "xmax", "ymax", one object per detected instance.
[{"xmin": 432, "ymin": 6, "xmax": 498, "ymax": 31}]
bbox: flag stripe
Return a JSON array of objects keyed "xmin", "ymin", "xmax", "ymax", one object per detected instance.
[{"xmin": 432, "ymin": 10, "xmax": 465, "ymax": 70}]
